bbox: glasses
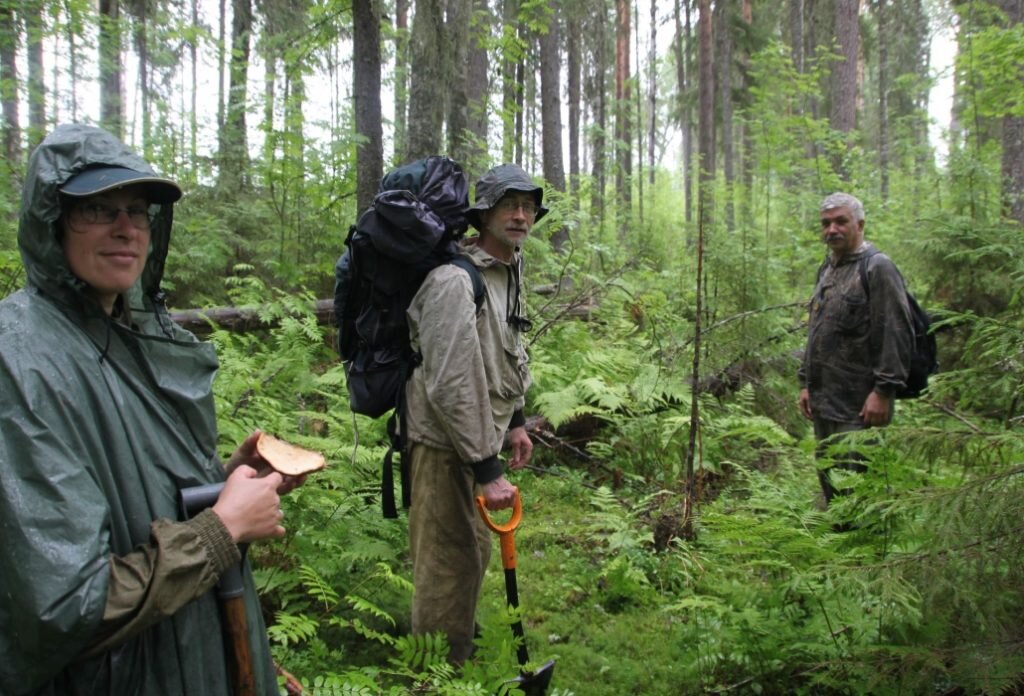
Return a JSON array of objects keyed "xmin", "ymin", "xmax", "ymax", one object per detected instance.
[
  {"xmin": 70, "ymin": 203, "xmax": 153, "ymax": 230},
  {"xmin": 496, "ymin": 199, "xmax": 539, "ymax": 217}
]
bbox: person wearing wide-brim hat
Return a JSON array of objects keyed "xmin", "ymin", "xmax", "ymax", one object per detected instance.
[{"xmin": 403, "ymin": 162, "xmax": 545, "ymax": 664}]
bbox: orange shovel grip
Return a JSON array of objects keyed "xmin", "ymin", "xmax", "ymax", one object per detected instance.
[{"xmin": 475, "ymin": 488, "xmax": 522, "ymax": 570}]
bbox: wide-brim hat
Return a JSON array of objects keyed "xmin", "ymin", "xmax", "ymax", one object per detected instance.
[
  {"xmin": 466, "ymin": 163, "xmax": 548, "ymax": 230},
  {"xmin": 59, "ymin": 165, "xmax": 183, "ymax": 204}
]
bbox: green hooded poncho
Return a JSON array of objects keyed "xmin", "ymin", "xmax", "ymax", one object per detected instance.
[{"xmin": 0, "ymin": 124, "xmax": 277, "ymax": 695}]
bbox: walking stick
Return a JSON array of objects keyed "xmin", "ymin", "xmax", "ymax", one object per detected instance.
[{"xmin": 180, "ymin": 482, "xmax": 256, "ymax": 696}]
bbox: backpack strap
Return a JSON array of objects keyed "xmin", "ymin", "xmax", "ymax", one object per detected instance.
[
  {"xmin": 857, "ymin": 247, "xmax": 880, "ymax": 298},
  {"xmin": 448, "ymin": 255, "xmax": 486, "ymax": 312}
]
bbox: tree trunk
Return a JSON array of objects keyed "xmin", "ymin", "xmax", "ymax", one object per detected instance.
[
  {"xmin": 999, "ymin": 0, "xmax": 1024, "ymax": 224},
  {"xmin": 715, "ymin": 0, "xmax": 734, "ymax": 231},
  {"xmin": 406, "ymin": 0, "xmax": 444, "ymax": 162},
  {"xmin": 500, "ymin": 0, "xmax": 517, "ymax": 162},
  {"xmin": 217, "ymin": 0, "xmax": 226, "ymax": 132},
  {"xmin": 830, "ymin": 0, "xmax": 859, "ymax": 181},
  {"xmin": 696, "ymin": 0, "xmax": 712, "ymax": 195},
  {"xmin": 218, "ymin": 0, "xmax": 252, "ymax": 194},
  {"xmin": 98, "ymin": 0, "xmax": 124, "ymax": 139},
  {"xmin": 789, "ymin": 0, "xmax": 804, "ymax": 74},
  {"xmin": 353, "ymin": 0, "xmax": 384, "ymax": 212},
  {"xmin": 647, "ymin": 0, "xmax": 656, "ymax": 188},
  {"xmin": 877, "ymin": 0, "xmax": 890, "ymax": 200},
  {"xmin": 26, "ymin": 0, "xmax": 45, "ymax": 149},
  {"xmin": 393, "ymin": 0, "xmax": 410, "ymax": 159},
  {"xmin": 540, "ymin": 0, "xmax": 567, "ymax": 249},
  {"xmin": 190, "ymin": 0, "xmax": 199, "ymax": 167},
  {"xmin": 614, "ymin": 0, "xmax": 631, "ymax": 236},
  {"xmin": 464, "ymin": 0, "xmax": 490, "ymax": 179},
  {"xmin": 446, "ymin": 0, "xmax": 471, "ymax": 165},
  {"xmin": 588, "ymin": 0, "xmax": 609, "ymax": 229},
  {"xmin": 566, "ymin": 7, "xmax": 581, "ymax": 205},
  {"xmin": 697, "ymin": 0, "xmax": 714, "ymax": 213},
  {"xmin": 0, "ymin": 3, "xmax": 19, "ymax": 168},
  {"xmin": 132, "ymin": 4, "xmax": 150, "ymax": 155},
  {"xmin": 673, "ymin": 0, "xmax": 694, "ymax": 228}
]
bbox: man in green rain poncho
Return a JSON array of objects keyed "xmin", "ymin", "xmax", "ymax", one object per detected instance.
[{"xmin": 0, "ymin": 124, "xmax": 303, "ymax": 695}]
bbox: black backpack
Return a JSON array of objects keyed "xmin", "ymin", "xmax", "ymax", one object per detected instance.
[
  {"xmin": 333, "ymin": 156, "xmax": 484, "ymax": 516},
  {"xmin": 816, "ymin": 249, "xmax": 938, "ymax": 399}
]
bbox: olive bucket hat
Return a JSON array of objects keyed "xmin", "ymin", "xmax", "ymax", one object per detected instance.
[{"xmin": 466, "ymin": 163, "xmax": 548, "ymax": 230}]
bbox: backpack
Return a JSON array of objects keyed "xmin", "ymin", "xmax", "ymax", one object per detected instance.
[
  {"xmin": 333, "ymin": 156, "xmax": 485, "ymax": 516},
  {"xmin": 816, "ymin": 249, "xmax": 938, "ymax": 399}
]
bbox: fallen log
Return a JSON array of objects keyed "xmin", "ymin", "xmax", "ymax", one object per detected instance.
[
  {"xmin": 170, "ymin": 296, "xmax": 595, "ymax": 335},
  {"xmin": 170, "ymin": 299, "xmax": 335, "ymax": 334}
]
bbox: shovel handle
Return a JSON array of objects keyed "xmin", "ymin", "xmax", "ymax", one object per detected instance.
[{"xmin": 475, "ymin": 488, "xmax": 522, "ymax": 571}]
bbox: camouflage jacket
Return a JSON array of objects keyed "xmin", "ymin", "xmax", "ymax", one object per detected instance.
[{"xmin": 798, "ymin": 242, "xmax": 913, "ymax": 423}]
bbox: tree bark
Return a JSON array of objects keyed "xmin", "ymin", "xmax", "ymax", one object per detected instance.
[
  {"xmin": 218, "ymin": 0, "xmax": 252, "ymax": 194},
  {"xmin": 446, "ymin": 0, "xmax": 471, "ymax": 166},
  {"xmin": 647, "ymin": 0, "xmax": 656, "ymax": 188},
  {"xmin": 697, "ymin": 0, "xmax": 714, "ymax": 214},
  {"xmin": 98, "ymin": 0, "xmax": 124, "ymax": 139},
  {"xmin": 614, "ymin": 0, "xmax": 631, "ymax": 236},
  {"xmin": 190, "ymin": 0, "xmax": 200, "ymax": 166},
  {"xmin": 26, "ymin": 0, "xmax": 45, "ymax": 149},
  {"xmin": 393, "ymin": 0, "xmax": 410, "ymax": 158},
  {"xmin": 877, "ymin": 0, "xmax": 890, "ymax": 200},
  {"xmin": 131, "ymin": 2, "xmax": 151, "ymax": 155},
  {"xmin": 673, "ymin": 0, "xmax": 694, "ymax": 228},
  {"xmin": 539, "ymin": 0, "xmax": 567, "ymax": 249},
  {"xmin": 0, "ymin": 3, "xmax": 19, "ymax": 168},
  {"xmin": 406, "ymin": 0, "xmax": 444, "ymax": 162},
  {"xmin": 999, "ymin": 0, "xmax": 1024, "ymax": 224},
  {"xmin": 715, "ymin": 0, "xmax": 734, "ymax": 231},
  {"xmin": 587, "ymin": 0, "xmax": 609, "ymax": 228},
  {"xmin": 353, "ymin": 0, "xmax": 384, "ymax": 212},
  {"xmin": 567, "ymin": 6, "xmax": 581, "ymax": 205},
  {"xmin": 830, "ymin": 0, "xmax": 859, "ymax": 181},
  {"xmin": 464, "ymin": 0, "xmax": 490, "ymax": 180}
]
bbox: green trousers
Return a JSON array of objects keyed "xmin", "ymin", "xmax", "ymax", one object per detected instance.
[{"xmin": 408, "ymin": 442, "xmax": 493, "ymax": 664}]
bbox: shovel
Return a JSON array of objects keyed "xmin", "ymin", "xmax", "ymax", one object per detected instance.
[{"xmin": 475, "ymin": 489, "xmax": 556, "ymax": 696}]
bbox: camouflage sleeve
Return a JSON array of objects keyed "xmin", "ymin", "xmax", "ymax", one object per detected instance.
[{"xmin": 78, "ymin": 508, "xmax": 240, "ymax": 659}]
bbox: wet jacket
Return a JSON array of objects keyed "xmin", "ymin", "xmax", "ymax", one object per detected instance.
[
  {"xmin": 798, "ymin": 242, "xmax": 913, "ymax": 423},
  {"xmin": 0, "ymin": 124, "xmax": 277, "ymax": 695},
  {"xmin": 403, "ymin": 240, "xmax": 531, "ymax": 483}
]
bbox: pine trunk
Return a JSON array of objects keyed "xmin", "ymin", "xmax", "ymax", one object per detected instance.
[
  {"xmin": 830, "ymin": 0, "xmax": 859, "ymax": 180},
  {"xmin": 614, "ymin": 0, "xmax": 631, "ymax": 235},
  {"xmin": 98, "ymin": 0, "xmax": 124, "ymax": 139},
  {"xmin": 406, "ymin": 0, "xmax": 444, "ymax": 162},
  {"xmin": 0, "ymin": 3, "xmax": 19, "ymax": 167},
  {"xmin": 353, "ymin": 0, "xmax": 384, "ymax": 212},
  {"xmin": 218, "ymin": 0, "xmax": 252, "ymax": 194},
  {"xmin": 26, "ymin": 0, "xmax": 45, "ymax": 149}
]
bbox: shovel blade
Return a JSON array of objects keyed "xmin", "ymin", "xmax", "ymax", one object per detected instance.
[{"xmin": 504, "ymin": 660, "xmax": 555, "ymax": 696}]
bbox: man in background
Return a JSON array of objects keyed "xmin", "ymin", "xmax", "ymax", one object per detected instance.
[{"xmin": 798, "ymin": 192, "xmax": 913, "ymax": 505}]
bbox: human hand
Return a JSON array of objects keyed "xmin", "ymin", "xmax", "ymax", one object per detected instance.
[
  {"xmin": 859, "ymin": 391, "xmax": 891, "ymax": 427},
  {"xmin": 506, "ymin": 426, "xmax": 533, "ymax": 470},
  {"xmin": 212, "ymin": 465, "xmax": 286, "ymax": 543},
  {"xmin": 225, "ymin": 430, "xmax": 307, "ymax": 495},
  {"xmin": 479, "ymin": 476, "xmax": 517, "ymax": 511},
  {"xmin": 798, "ymin": 388, "xmax": 813, "ymax": 420}
]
